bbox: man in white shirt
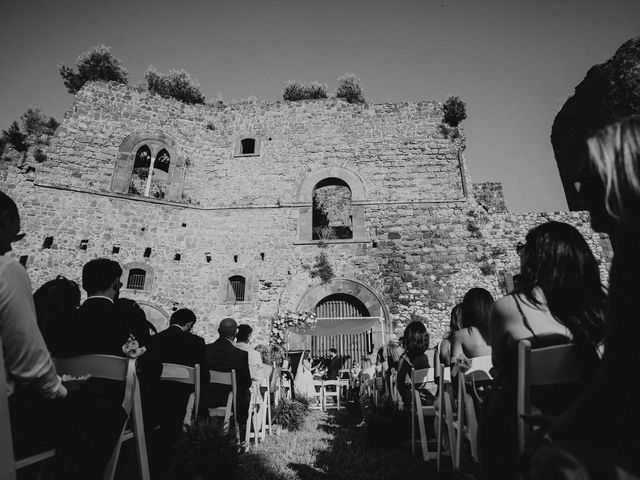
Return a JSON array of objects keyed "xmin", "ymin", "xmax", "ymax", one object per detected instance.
[{"xmin": 0, "ymin": 191, "xmax": 66, "ymax": 457}]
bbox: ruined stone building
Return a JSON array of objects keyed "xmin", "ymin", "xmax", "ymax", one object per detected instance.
[{"xmin": 0, "ymin": 82, "xmax": 611, "ymax": 363}]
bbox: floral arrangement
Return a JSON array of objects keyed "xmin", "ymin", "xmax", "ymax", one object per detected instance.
[
  {"xmin": 122, "ymin": 334, "xmax": 146, "ymax": 359},
  {"xmin": 270, "ymin": 310, "xmax": 317, "ymax": 347}
]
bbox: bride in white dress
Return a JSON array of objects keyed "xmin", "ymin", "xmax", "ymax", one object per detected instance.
[{"xmin": 294, "ymin": 350, "xmax": 316, "ymax": 399}]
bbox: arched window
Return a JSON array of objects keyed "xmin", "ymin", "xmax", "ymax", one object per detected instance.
[
  {"xmin": 112, "ymin": 132, "xmax": 186, "ymax": 202},
  {"xmin": 127, "ymin": 268, "xmax": 146, "ymax": 290},
  {"xmin": 228, "ymin": 275, "xmax": 246, "ymax": 302},
  {"xmin": 128, "ymin": 146, "xmax": 170, "ymax": 199},
  {"xmin": 241, "ymin": 138, "xmax": 255, "ymax": 155},
  {"xmin": 312, "ymin": 178, "xmax": 353, "ymax": 240}
]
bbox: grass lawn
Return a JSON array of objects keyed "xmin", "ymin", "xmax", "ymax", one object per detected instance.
[{"xmin": 240, "ymin": 407, "xmax": 462, "ymax": 480}]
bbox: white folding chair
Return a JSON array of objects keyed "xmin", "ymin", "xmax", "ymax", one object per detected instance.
[
  {"xmin": 1, "ymin": 341, "xmax": 19, "ymax": 480},
  {"xmin": 411, "ymin": 367, "xmax": 438, "ymax": 462},
  {"xmin": 373, "ymin": 376, "xmax": 384, "ymax": 406},
  {"xmin": 453, "ymin": 355, "xmax": 492, "ymax": 471},
  {"xmin": 245, "ymin": 376, "xmax": 273, "ymax": 443},
  {"xmin": 208, "ymin": 369, "xmax": 240, "ymax": 441},
  {"xmin": 309, "ymin": 380, "xmax": 324, "ymax": 409},
  {"xmin": 517, "ymin": 340, "xmax": 581, "ymax": 454},
  {"xmin": 54, "ymin": 354, "xmax": 151, "ymax": 480},
  {"xmin": 323, "ymin": 380, "xmax": 340, "ymax": 410},
  {"xmin": 436, "ymin": 365, "xmax": 456, "ymax": 472},
  {"xmin": 161, "ymin": 363, "xmax": 201, "ymax": 425}
]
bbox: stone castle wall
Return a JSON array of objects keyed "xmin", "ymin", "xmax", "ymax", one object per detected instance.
[{"xmin": 1, "ymin": 81, "xmax": 611, "ymax": 348}]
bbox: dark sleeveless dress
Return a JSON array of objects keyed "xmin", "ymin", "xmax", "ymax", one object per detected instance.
[{"xmin": 479, "ymin": 295, "xmax": 600, "ymax": 480}]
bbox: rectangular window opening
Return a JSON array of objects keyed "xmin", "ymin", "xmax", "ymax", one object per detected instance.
[
  {"xmin": 80, "ymin": 239, "xmax": 88, "ymax": 250},
  {"xmin": 19, "ymin": 255, "xmax": 28, "ymax": 267},
  {"xmin": 42, "ymin": 236, "xmax": 53, "ymax": 249},
  {"xmin": 143, "ymin": 247, "xmax": 152, "ymax": 258}
]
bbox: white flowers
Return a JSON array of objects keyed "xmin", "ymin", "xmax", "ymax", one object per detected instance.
[{"xmin": 122, "ymin": 334, "xmax": 146, "ymax": 359}]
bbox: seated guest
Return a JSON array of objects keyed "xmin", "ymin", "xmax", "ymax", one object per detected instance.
[
  {"xmin": 56, "ymin": 258, "xmax": 161, "ymax": 479},
  {"xmin": 438, "ymin": 303, "xmax": 463, "ymax": 367},
  {"xmin": 451, "ymin": 288, "xmax": 493, "ymax": 361},
  {"xmin": 397, "ymin": 320, "xmax": 432, "ymax": 410},
  {"xmin": 33, "ymin": 275, "xmax": 81, "ymax": 354},
  {"xmin": 146, "ymin": 309, "xmax": 209, "ymax": 462},
  {"xmin": 205, "ymin": 318, "xmax": 252, "ymax": 440},
  {"xmin": 254, "ymin": 344, "xmax": 277, "ymax": 392},
  {"xmin": 235, "ymin": 324, "xmax": 268, "ymax": 383},
  {"xmin": 357, "ymin": 358, "xmax": 376, "ymax": 425},
  {"xmin": 483, "ymin": 221, "xmax": 606, "ymax": 480},
  {"xmin": 115, "ymin": 298, "xmax": 157, "ymax": 347},
  {"xmin": 1, "ymin": 192, "xmax": 68, "ymax": 460},
  {"xmin": 531, "ymin": 117, "xmax": 640, "ymax": 479}
]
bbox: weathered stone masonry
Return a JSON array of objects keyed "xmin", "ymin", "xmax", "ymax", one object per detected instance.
[{"xmin": 0, "ymin": 81, "xmax": 611, "ymax": 347}]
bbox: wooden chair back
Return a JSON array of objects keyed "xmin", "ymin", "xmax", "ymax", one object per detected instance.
[
  {"xmin": 54, "ymin": 354, "xmax": 150, "ymax": 480},
  {"xmin": 436, "ymin": 365, "xmax": 455, "ymax": 472},
  {"xmin": 453, "ymin": 355, "xmax": 492, "ymax": 471},
  {"xmin": 517, "ymin": 340, "xmax": 581, "ymax": 452},
  {"xmin": 323, "ymin": 380, "xmax": 341, "ymax": 410},
  {"xmin": 161, "ymin": 363, "xmax": 200, "ymax": 423},
  {"xmin": 411, "ymin": 367, "xmax": 437, "ymax": 462},
  {"xmin": 208, "ymin": 369, "xmax": 239, "ymax": 440},
  {"xmin": 1, "ymin": 341, "xmax": 17, "ymax": 480}
]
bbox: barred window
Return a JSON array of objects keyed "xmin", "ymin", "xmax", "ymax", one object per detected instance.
[
  {"xmin": 229, "ymin": 275, "xmax": 245, "ymax": 302},
  {"xmin": 127, "ymin": 268, "xmax": 146, "ymax": 290}
]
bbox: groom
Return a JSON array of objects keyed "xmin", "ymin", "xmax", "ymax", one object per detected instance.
[{"xmin": 326, "ymin": 348, "xmax": 341, "ymax": 380}]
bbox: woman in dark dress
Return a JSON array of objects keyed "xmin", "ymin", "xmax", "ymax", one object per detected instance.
[
  {"xmin": 397, "ymin": 321, "xmax": 432, "ymax": 410},
  {"xmin": 482, "ymin": 221, "xmax": 606, "ymax": 479}
]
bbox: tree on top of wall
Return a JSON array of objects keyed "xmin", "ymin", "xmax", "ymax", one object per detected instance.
[
  {"xmin": 59, "ymin": 45, "xmax": 128, "ymax": 94},
  {"xmin": 145, "ymin": 67, "xmax": 205, "ymax": 105}
]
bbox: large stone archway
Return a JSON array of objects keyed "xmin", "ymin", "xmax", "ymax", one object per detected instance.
[
  {"xmin": 296, "ymin": 277, "xmax": 387, "ymax": 323},
  {"xmin": 294, "ymin": 278, "xmax": 389, "ymax": 362}
]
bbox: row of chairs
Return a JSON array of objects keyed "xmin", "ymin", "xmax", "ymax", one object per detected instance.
[
  {"xmin": 409, "ymin": 339, "xmax": 583, "ymax": 473},
  {"xmin": 1, "ymin": 350, "xmax": 276, "ymax": 480}
]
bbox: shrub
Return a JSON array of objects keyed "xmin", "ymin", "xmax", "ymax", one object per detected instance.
[
  {"xmin": 272, "ymin": 398, "xmax": 309, "ymax": 431},
  {"xmin": 442, "ymin": 96, "xmax": 467, "ymax": 127},
  {"xmin": 304, "ymin": 82, "xmax": 328, "ymax": 99},
  {"xmin": 2, "ymin": 122, "xmax": 28, "ymax": 153},
  {"xmin": 44, "ymin": 117, "xmax": 59, "ymax": 135},
  {"xmin": 168, "ymin": 420, "xmax": 240, "ymax": 480},
  {"xmin": 145, "ymin": 67, "xmax": 205, "ymax": 105},
  {"xmin": 59, "ymin": 44, "xmax": 128, "ymax": 94},
  {"xmin": 310, "ymin": 251, "xmax": 334, "ymax": 283},
  {"xmin": 282, "ymin": 80, "xmax": 306, "ymax": 101},
  {"xmin": 33, "ymin": 148, "xmax": 47, "ymax": 163},
  {"xmin": 282, "ymin": 81, "xmax": 328, "ymax": 101},
  {"xmin": 336, "ymin": 73, "xmax": 365, "ymax": 104}
]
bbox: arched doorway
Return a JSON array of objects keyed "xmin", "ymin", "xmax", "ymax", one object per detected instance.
[
  {"xmin": 312, "ymin": 293, "xmax": 375, "ymax": 368},
  {"xmin": 137, "ymin": 302, "xmax": 170, "ymax": 333},
  {"xmin": 295, "ymin": 278, "xmax": 388, "ymax": 369}
]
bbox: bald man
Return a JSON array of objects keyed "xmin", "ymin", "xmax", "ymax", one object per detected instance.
[{"xmin": 205, "ymin": 318, "xmax": 251, "ymax": 437}]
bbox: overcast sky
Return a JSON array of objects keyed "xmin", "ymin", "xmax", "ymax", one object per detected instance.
[{"xmin": 1, "ymin": 0, "xmax": 638, "ymax": 213}]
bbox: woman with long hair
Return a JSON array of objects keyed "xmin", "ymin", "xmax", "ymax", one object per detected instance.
[
  {"xmin": 438, "ymin": 303, "xmax": 463, "ymax": 366},
  {"xmin": 531, "ymin": 116, "xmax": 640, "ymax": 480},
  {"xmin": 451, "ymin": 288, "xmax": 494, "ymax": 361},
  {"xmin": 483, "ymin": 221, "xmax": 606, "ymax": 479},
  {"xmin": 397, "ymin": 320, "xmax": 431, "ymax": 409}
]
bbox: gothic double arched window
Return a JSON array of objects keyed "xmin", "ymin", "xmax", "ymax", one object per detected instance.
[{"xmin": 111, "ymin": 132, "xmax": 186, "ymax": 202}]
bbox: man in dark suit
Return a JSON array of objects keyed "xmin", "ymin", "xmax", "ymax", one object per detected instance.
[
  {"xmin": 56, "ymin": 259, "xmax": 137, "ymax": 479},
  {"xmin": 205, "ymin": 318, "xmax": 251, "ymax": 439},
  {"xmin": 326, "ymin": 348, "xmax": 341, "ymax": 380},
  {"xmin": 147, "ymin": 308, "xmax": 209, "ymax": 454}
]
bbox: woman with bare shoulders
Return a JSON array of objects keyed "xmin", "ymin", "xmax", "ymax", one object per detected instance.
[
  {"xmin": 451, "ymin": 288, "xmax": 493, "ymax": 361},
  {"xmin": 530, "ymin": 116, "xmax": 640, "ymax": 480},
  {"xmin": 438, "ymin": 303, "xmax": 463, "ymax": 367},
  {"xmin": 482, "ymin": 221, "xmax": 606, "ymax": 479}
]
